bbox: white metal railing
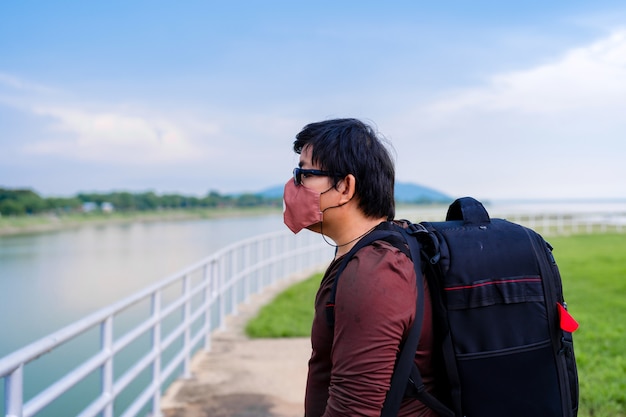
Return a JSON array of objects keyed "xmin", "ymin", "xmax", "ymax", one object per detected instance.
[
  {"xmin": 397, "ymin": 207, "xmax": 626, "ymax": 236},
  {"xmin": 498, "ymin": 211, "xmax": 626, "ymax": 236},
  {"xmin": 0, "ymin": 230, "xmax": 332, "ymax": 417}
]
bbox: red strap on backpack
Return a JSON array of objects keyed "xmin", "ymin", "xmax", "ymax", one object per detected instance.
[{"xmin": 557, "ymin": 303, "xmax": 579, "ymax": 332}]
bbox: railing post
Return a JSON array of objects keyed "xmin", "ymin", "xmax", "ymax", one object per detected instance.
[
  {"xmin": 256, "ymin": 239, "xmax": 264, "ymax": 288},
  {"xmin": 266, "ymin": 237, "xmax": 272, "ymax": 284},
  {"xmin": 230, "ymin": 250, "xmax": 238, "ymax": 316},
  {"xmin": 151, "ymin": 290, "xmax": 162, "ymax": 417},
  {"xmin": 218, "ymin": 256, "xmax": 226, "ymax": 330},
  {"xmin": 277, "ymin": 234, "xmax": 285, "ymax": 279},
  {"xmin": 101, "ymin": 316, "xmax": 114, "ymax": 417},
  {"xmin": 182, "ymin": 275, "xmax": 192, "ymax": 378},
  {"xmin": 203, "ymin": 263, "xmax": 212, "ymax": 352},
  {"xmin": 296, "ymin": 235, "xmax": 302, "ymax": 273},
  {"xmin": 244, "ymin": 244, "xmax": 252, "ymax": 302},
  {"xmin": 253, "ymin": 241, "xmax": 260, "ymax": 294},
  {"xmin": 5, "ymin": 364, "xmax": 24, "ymax": 417},
  {"xmin": 271, "ymin": 236, "xmax": 278, "ymax": 285}
]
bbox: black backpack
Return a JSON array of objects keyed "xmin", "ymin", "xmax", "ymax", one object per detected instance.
[{"xmin": 326, "ymin": 197, "xmax": 579, "ymax": 417}]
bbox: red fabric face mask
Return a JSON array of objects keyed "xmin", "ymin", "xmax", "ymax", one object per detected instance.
[{"xmin": 283, "ymin": 179, "xmax": 325, "ymax": 234}]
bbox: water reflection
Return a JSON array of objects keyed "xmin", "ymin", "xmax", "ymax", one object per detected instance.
[{"xmin": 0, "ymin": 214, "xmax": 285, "ymax": 357}]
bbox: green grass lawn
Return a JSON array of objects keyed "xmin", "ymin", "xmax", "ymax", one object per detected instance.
[
  {"xmin": 246, "ymin": 233, "xmax": 626, "ymax": 416},
  {"xmin": 245, "ymin": 272, "xmax": 322, "ymax": 337},
  {"xmin": 549, "ymin": 234, "xmax": 626, "ymax": 417}
]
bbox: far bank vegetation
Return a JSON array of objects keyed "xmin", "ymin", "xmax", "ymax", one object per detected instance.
[{"xmin": 0, "ymin": 188, "xmax": 282, "ymax": 217}]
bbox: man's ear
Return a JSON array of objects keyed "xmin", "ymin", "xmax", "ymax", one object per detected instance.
[{"xmin": 336, "ymin": 174, "xmax": 356, "ymax": 204}]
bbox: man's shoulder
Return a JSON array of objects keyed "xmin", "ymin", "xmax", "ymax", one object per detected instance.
[{"xmin": 349, "ymin": 239, "xmax": 415, "ymax": 278}]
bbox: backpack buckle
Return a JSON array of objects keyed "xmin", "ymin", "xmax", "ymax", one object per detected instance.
[
  {"xmin": 559, "ymin": 336, "xmax": 574, "ymax": 355},
  {"xmin": 407, "ymin": 222, "xmax": 441, "ymax": 265}
]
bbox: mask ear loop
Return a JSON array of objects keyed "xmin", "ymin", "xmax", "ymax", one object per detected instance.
[
  {"xmin": 318, "ymin": 181, "xmax": 339, "ymax": 249},
  {"xmin": 320, "ymin": 217, "xmax": 376, "ymax": 250},
  {"xmin": 319, "ymin": 181, "xmax": 365, "ymax": 249}
]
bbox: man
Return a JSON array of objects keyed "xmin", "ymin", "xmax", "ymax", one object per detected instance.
[{"xmin": 283, "ymin": 118, "xmax": 437, "ymax": 417}]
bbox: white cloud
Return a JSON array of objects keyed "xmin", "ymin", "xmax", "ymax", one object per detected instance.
[
  {"xmin": 0, "ymin": 72, "xmax": 57, "ymax": 94},
  {"xmin": 0, "ymin": 74, "xmax": 216, "ymax": 165},
  {"xmin": 390, "ymin": 29, "xmax": 626, "ymax": 199},
  {"xmin": 0, "ymin": 71, "xmax": 301, "ymax": 195},
  {"xmin": 22, "ymin": 105, "xmax": 210, "ymax": 164},
  {"xmin": 428, "ymin": 28, "xmax": 626, "ymax": 115}
]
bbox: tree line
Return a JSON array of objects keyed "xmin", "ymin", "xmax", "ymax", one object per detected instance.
[{"xmin": 0, "ymin": 188, "xmax": 282, "ymax": 216}]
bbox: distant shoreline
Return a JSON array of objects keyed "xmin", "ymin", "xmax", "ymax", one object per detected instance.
[
  {"xmin": 0, "ymin": 207, "xmax": 283, "ymax": 237},
  {"xmin": 4, "ymin": 200, "xmax": 625, "ymax": 238}
]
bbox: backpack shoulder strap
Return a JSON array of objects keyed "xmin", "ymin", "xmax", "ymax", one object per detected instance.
[
  {"xmin": 380, "ymin": 224, "xmax": 425, "ymax": 417},
  {"xmin": 381, "ymin": 224, "xmax": 455, "ymax": 417}
]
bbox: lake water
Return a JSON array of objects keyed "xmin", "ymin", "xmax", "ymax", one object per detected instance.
[{"xmin": 0, "ymin": 214, "xmax": 286, "ymax": 359}]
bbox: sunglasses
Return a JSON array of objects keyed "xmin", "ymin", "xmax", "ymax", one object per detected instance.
[{"xmin": 292, "ymin": 168, "xmax": 341, "ymax": 185}]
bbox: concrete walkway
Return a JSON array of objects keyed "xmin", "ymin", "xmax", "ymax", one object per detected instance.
[{"xmin": 161, "ymin": 274, "xmax": 313, "ymax": 417}]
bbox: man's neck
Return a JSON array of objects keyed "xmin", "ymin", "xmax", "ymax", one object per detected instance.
[{"xmin": 333, "ymin": 216, "xmax": 388, "ymax": 258}]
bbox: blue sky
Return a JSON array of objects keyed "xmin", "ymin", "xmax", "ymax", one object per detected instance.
[{"xmin": 1, "ymin": 1, "xmax": 626, "ymax": 200}]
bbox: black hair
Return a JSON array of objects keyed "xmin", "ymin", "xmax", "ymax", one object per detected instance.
[{"xmin": 293, "ymin": 118, "xmax": 395, "ymax": 220}]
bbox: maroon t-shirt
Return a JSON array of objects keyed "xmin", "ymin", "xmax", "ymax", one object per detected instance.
[{"xmin": 305, "ymin": 231, "xmax": 437, "ymax": 417}]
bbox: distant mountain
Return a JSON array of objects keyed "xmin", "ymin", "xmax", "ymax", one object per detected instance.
[
  {"xmin": 258, "ymin": 181, "xmax": 452, "ymax": 204},
  {"xmin": 257, "ymin": 185, "xmax": 286, "ymax": 199},
  {"xmin": 394, "ymin": 182, "xmax": 453, "ymax": 204}
]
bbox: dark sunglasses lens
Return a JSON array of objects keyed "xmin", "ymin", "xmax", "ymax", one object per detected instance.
[{"xmin": 293, "ymin": 168, "xmax": 301, "ymax": 185}]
